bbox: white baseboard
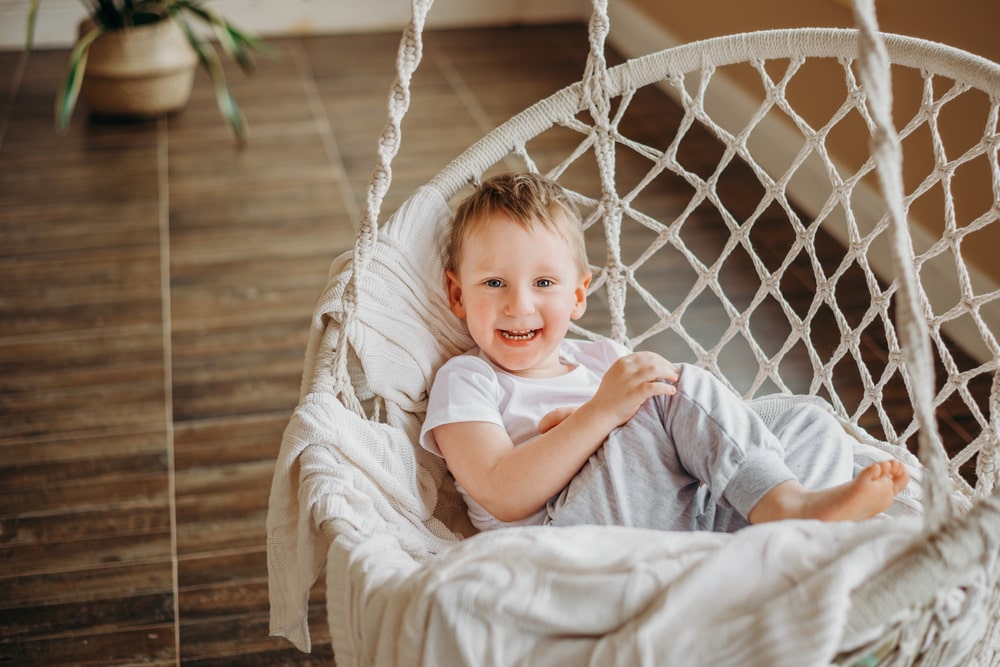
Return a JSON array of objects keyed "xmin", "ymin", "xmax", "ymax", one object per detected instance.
[
  {"xmin": 209, "ymin": 0, "xmax": 589, "ymax": 36},
  {"xmin": 606, "ymin": 1, "xmax": 997, "ymax": 364}
]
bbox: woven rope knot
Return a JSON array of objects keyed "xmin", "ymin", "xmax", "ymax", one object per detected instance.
[
  {"xmin": 986, "ymin": 130, "xmax": 1000, "ymax": 151},
  {"xmin": 391, "ymin": 86, "xmax": 410, "ymax": 108},
  {"xmin": 608, "ymin": 198, "xmax": 626, "ymax": 217},
  {"xmin": 833, "ymin": 186, "xmax": 855, "ymax": 211},
  {"xmin": 798, "ymin": 224, "xmax": 818, "ymax": 247},
  {"xmin": 605, "ymin": 255, "xmax": 625, "ymax": 276},
  {"xmin": 762, "ymin": 181, "xmax": 784, "ymax": 200},
  {"xmin": 843, "ymin": 328, "xmax": 862, "ymax": 348},
  {"xmin": 871, "ymin": 290, "xmax": 891, "ymax": 310},
  {"xmin": 380, "ymin": 124, "xmax": 401, "ymax": 153},
  {"xmin": 887, "ymin": 349, "xmax": 907, "ymax": 367},
  {"xmin": 590, "ymin": 12, "xmax": 610, "ymax": 37},
  {"xmin": 763, "ymin": 273, "xmax": 781, "ymax": 292},
  {"xmin": 847, "ymin": 85, "xmax": 866, "ymax": 109},
  {"xmin": 937, "ymin": 161, "xmax": 958, "ymax": 180},
  {"xmin": 979, "ymin": 446, "xmax": 998, "ymax": 495},
  {"xmin": 400, "ymin": 39, "xmax": 420, "ymax": 67},
  {"xmin": 848, "ymin": 237, "xmax": 867, "ymax": 255},
  {"xmin": 815, "ymin": 280, "xmax": 834, "ymax": 302}
]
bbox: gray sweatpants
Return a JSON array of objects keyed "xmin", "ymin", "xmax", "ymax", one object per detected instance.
[{"xmin": 545, "ymin": 364, "xmax": 854, "ymax": 533}]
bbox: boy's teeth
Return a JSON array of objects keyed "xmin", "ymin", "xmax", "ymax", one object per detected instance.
[{"xmin": 502, "ymin": 329, "xmax": 536, "ymax": 341}]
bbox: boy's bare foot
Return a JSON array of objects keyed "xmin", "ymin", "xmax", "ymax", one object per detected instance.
[{"xmin": 748, "ymin": 460, "xmax": 910, "ymax": 524}]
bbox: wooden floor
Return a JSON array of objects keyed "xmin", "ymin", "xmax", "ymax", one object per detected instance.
[
  {"xmin": 0, "ymin": 23, "xmax": 593, "ymax": 666},
  {"xmin": 0, "ymin": 23, "xmax": 988, "ymax": 666}
]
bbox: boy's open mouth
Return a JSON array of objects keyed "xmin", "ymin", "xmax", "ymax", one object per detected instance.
[{"xmin": 500, "ymin": 329, "xmax": 538, "ymax": 341}]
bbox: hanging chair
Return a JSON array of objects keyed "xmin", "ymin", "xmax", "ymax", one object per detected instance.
[{"xmin": 267, "ymin": 0, "xmax": 1000, "ymax": 664}]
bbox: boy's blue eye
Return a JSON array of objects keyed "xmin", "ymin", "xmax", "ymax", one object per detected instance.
[
  {"xmin": 485, "ymin": 279, "xmax": 503, "ymax": 288},
  {"xmin": 536, "ymin": 279, "xmax": 554, "ymax": 288}
]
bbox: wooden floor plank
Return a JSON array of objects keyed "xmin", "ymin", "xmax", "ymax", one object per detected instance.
[
  {"xmin": 0, "ymin": 332, "xmax": 167, "ymax": 440},
  {"xmin": 0, "ymin": 200, "xmax": 160, "ymax": 260},
  {"xmin": 0, "ymin": 624, "xmax": 177, "ymax": 666},
  {"xmin": 0, "ymin": 251, "xmax": 163, "ymax": 337},
  {"xmin": 179, "ymin": 610, "xmax": 331, "ymax": 665}
]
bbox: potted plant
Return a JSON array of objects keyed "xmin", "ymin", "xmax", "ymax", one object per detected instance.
[{"xmin": 26, "ymin": 0, "xmax": 270, "ymax": 142}]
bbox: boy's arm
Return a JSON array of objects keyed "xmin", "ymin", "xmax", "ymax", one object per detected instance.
[
  {"xmin": 434, "ymin": 351, "xmax": 678, "ymax": 523},
  {"xmin": 434, "ymin": 400, "xmax": 621, "ymax": 522}
]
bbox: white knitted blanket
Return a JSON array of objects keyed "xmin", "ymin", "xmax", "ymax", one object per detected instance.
[
  {"xmin": 267, "ymin": 186, "xmax": 954, "ymax": 665},
  {"xmin": 269, "ymin": 389, "xmax": 937, "ymax": 664},
  {"xmin": 267, "ymin": 186, "xmax": 474, "ymax": 652}
]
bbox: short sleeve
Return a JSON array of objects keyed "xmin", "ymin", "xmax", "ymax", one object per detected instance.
[
  {"xmin": 597, "ymin": 337, "xmax": 631, "ymax": 365},
  {"xmin": 419, "ymin": 353, "xmax": 503, "ymax": 456},
  {"xmin": 561, "ymin": 337, "xmax": 630, "ymax": 374}
]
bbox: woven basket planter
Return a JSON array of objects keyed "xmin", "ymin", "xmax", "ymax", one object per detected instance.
[{"xmin": 78, "ymin": 18, "xmax": 198, "ymax": 118}]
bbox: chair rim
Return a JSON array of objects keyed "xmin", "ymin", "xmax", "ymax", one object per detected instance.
[{"xmin": 428, "ymin": 27, "xmax": 1000, "ymax": 199}]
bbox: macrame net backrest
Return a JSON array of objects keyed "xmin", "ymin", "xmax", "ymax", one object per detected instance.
[
  {"xmin": 326, "ymin": 0, "xmax": 1000, "ymax": 510},
  {"xmin": 277, "ymin": 0, "xmax": 1000, "ymax": 663}
]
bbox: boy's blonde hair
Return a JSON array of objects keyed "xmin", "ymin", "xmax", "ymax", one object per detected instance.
[{"xmin": 447, "ymin": 172, "xmax": 590, "ymax": 274}]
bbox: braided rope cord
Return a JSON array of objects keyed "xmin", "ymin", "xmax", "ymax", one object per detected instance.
[
  {"xmin": 329, "ymin": 0, "xmax": 434, "ymax": 414},
  {"xmin": 581, "ymin": 0, "xmax": 628, "ymax": 343},
  {"xmin": 849, "ymin": 0, "xmax": 952, "ymax": 525}
]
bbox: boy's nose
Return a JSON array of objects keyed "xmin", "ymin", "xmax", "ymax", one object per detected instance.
[{"xmin": 504, "ymin": 287, "xmax": 535, "ymax": 316}]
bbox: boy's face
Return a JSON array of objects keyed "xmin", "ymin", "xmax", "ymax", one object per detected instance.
[{"xmin": 446, "ymin": 212, "xmax": 591, "ymax": 378}]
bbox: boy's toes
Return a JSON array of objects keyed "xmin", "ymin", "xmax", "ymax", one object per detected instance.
[
  {"xmin": 859, "ymin": 461, "xmax": 888, "ymax": 483},
  {"xmin": 889, "ymin": 460, "xmax": 910, "ymax": 492}
]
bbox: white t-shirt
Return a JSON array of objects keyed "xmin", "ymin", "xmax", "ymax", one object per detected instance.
[{"xmin": 420, "ymin": 338, "xmax": 630, "ymax": 531}]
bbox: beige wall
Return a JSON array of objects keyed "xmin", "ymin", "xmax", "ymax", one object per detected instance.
[
  {"xmin": 626, "ymin": 0, "xmax": 1000, "ymax": 286},
  {"xmin": 628, "ymin": 0, "xmax": 998, "ymax": 62}
]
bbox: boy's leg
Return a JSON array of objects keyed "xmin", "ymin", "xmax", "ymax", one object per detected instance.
[
  {"xmin": 547, "ymin": 364, "xmax": 798, "ymax": 532},
  {"xmin": 547, "ymin": 365, "xmax": 902, "ymax": 532},
  {"xmin": 659, "ymin": 364, "xmax": 799, "ymax": 524},
  {"xmin": 771, "ymin": 403, "xmax": 855, "ymax": 490},
  {"xmin": 546, "ymin": 395, "xmax": 708, "ymax": 531},
  {"xmin": 708, "ymin": 402, "xmax": 856, "ymax": 532}
]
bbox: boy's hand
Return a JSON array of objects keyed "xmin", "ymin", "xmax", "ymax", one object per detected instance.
[{"xmin": 589, "ymin": 351, "xmax": 678, "ymax": 428}]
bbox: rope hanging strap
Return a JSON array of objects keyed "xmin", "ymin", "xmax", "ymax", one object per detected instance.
[
  {"xmin": 330, "ymin": 0, "xmax": 435, "ymax": 414},
  {"xmin": 582, "ymin": 0, "xmax": 628, "ymax": 343},
  {"xmin": 850, "ymin": 0, "xmax": 953, "ymax": 527}
]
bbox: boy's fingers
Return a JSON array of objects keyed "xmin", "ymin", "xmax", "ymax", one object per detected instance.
[{"xmin": 654, "ymin": 380, "xmax": 677, "ymax": 394}]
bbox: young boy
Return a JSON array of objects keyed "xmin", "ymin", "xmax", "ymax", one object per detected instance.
[{"xmin": 419, "ymin": 172, "xmax": 909, "ymax": 533}]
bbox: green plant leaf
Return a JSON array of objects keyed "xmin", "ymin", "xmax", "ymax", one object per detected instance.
[
  {"xmin": 211, "ymin": 22, "xmax": 251, "ymax": 72},
  {"xmin": 225, "ymin": 24, "xmax": 276, "ymax": 66},
  {"xmin": 172, "ymin": 0, "xmax": 272, "ymax": 73},
  {"xmin": 173, "ymin": 13, "xmax": 247, "ymax": 143},
  {"xmin": 94, "ymin": 0, "xmax": 126, "ymax": 29},
  {"xmin": 25, "ymin": 0, "xmax": 42, "ymax": 52},
  {"xmin": 29, "ymin": 0, "xmax": 270, "ymax": 143},
  {"xmin": 55, "ymin": 23, "xmax": 105, "ymax": 132}
]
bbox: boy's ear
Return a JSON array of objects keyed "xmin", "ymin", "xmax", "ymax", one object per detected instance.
[
  {"xmin": 571, "ymin": 272, "xmax": 592, "ymax": 320},
  {"xmin": 445, "ymin": 270, "xmax": 466, "ymax": 319}
]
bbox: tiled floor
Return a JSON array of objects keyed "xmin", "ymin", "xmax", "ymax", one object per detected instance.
[
  {"xmin": 0, "ymin": 21, "xmax": 992, "ymax": 666},
  {"xmin": 0, "ymin": 23, "xmax": 597, "ymax": 666}
]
